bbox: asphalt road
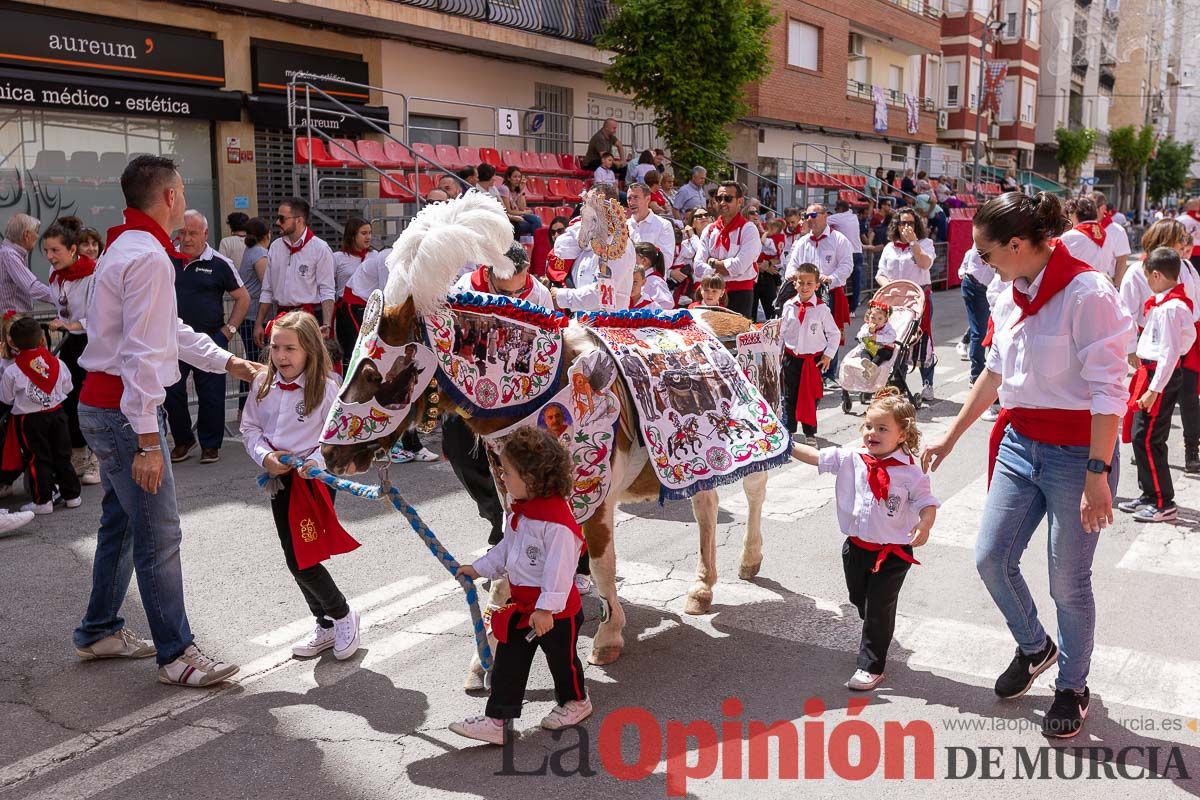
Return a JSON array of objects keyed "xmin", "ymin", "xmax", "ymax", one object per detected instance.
[{"xmin": 1, "ymin": 291, "xmax": 1198, "ymax": 799}]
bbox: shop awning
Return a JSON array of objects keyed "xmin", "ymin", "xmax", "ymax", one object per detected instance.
[
  {"xmin": 245, "ymin": 95, "xmax": 392, "ymax": 137},
  {"xmin": 0, "ymin": 66, "xmax": 243, "ymax": 121}
]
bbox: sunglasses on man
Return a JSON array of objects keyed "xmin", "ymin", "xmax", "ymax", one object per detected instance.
[{"xmin": 715, "ymin": 194, "xmax": 738, "ymax": 203}]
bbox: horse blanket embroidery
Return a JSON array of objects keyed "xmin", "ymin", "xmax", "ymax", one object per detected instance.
[
  {"xmin": 585, "ymin": 311, "xmax": 790, "ymax": 501},
  {"xmin": 483, "ymin": 351, "xmax": 621, "ymax": 523},
  {"xmin": 735, "ymin": 319, "xmax": 783, "ymax": 419}
]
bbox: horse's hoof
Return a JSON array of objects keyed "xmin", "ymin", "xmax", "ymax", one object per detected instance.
[
  {"xmin": 684, "ymin": 591, "xmax": 713, "ymax": 615},
  {"xmin": 738, "ymin": 561, "xmax": 762, "ymax": 580},
  {"xmin": 589, "ymin": 646, "xmax": 622, "ymax": 665},
  {"xmin": 463, "ymin": 671, "xmax": 486, "ymax": 694}
]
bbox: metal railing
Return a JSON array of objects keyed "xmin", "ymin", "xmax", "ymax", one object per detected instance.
[
  {"xmin": 846, "ymin": 79, "xmax": 936, "ymax": 111},
  {"xmin": 391, "ymin": 0, "xmax": 613, "ymax": 44}
]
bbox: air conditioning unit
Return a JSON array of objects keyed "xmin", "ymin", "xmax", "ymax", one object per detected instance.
[
  {"xmin": 848, "ymin": 33, "xmax": 867, "ymax": 60},
  {"xmin": 937, "ymin": 110, "xmax": 950, "ymax": 130}
]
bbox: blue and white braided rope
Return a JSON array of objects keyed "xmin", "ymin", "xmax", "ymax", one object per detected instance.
[{"xmin": 257, "ymin": 454, "xmax": 493, "ymax": 670}]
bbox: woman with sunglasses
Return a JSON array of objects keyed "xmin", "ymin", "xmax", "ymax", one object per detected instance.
[
  {"xmin": 922, "ymin": 192, "xmax": 1133, "ymax": 740},
  {"xmin": 875, "ymin": 208, "xmax": 936, "ymax": 400}
]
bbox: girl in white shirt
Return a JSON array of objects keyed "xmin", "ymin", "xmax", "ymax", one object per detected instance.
[
  {"xmin": 876, "ymin": 208, "xmax": 936, "ymax": 398},
  {"xmin": 791, "ymin": 387, "xmax": 938, "ymax": 691},
  {"xmin": 241, "ymin": 311, "xmax": 362, "ymax": 662},
  {"xmin": 452, "ymin": 427, "xmax": 590, "ymax": 745}
]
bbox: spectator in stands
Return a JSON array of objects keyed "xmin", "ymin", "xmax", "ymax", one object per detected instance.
[
  {"xmin": 883, "ymin": 170, "xmax": 898, "ymax": 202},
  {"xmin": 165, "ymin": 210, "xmax": 251, "ymax": 465},
  {"xmin": 498, "ymin": 166, "xmax": 542, "ymax": 237},
  {"xmin": 901, "ymin": 169, "xmax": 916, "ymax": 199},
  {"xmin": 582, "ymin": 117, "xmax": 627, "ymax": 177},
  {"xmin": 219, "ymin": 212, "xmax": 249, "ymax": 268},
  {"xmin": 593, "ymin": 153, "xmax": 619, "ymax": 187},
  {"xmin": 78, "ymin": 227, "xmax": 103, "ymax": 261},
  {"xmin": 660, "ymin": 170, "xmax": 678, "ymax": 207},
  {"xmin": 0, "ymin": 213, "xmax": 55, "ymax": 313},
  {"xmin": 457, "ymin": 166, "xmax": 478, "ymax": 189},
  {"xmin": 673, "ymin": 166, "xmax": 709, "ymax": 216},
  {"xmin": 868, "ymin": 167, "xmax": 884, "ymax": 201},
  {"xmin": 629, "ymin": 150, "xmax": 657, "ymax": 185},
  {"xmin": 866, "ymin": 202, "xmax": 894, "ymax": 257},
  {"xmin": 644, "ymin": 170, "xmax": 669, "ymax": 216},
  {"xmin": 1002, "ymin": 171, "xmax": 1019, "ymax": 192},
  {"xmin": 654, "ymin": 149, "xmax": 667, "ymax": 171},
  {"xmin": 426, "ymin": 189, "xmax": 450, "ymax": 203},
  {"xmin": 254, "ymin": 197, "xmax": 336, "ymax": 347},
  {"xmin": 238, "ymin": 217, "xmax": 269, "ymax": 409},
  {"xmin": 477, "ymin": 163, "xmax": 501, "ymax": 199},
  {"xmin": 626, "ymin": 183, "xmax": 676, "ymax": 268},
  {"xmin": 438, "ymin": 174, "xmax": 462, "ymax": 199},
  {"xmin": 935, "ymin": 176, "xmax": 954, "ymax": 204},
  {"xmin": 828, "ymin": 200, "xmax": 865, "ymax": 312}
]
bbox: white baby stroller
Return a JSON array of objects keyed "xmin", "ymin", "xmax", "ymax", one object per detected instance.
[{"xmin": 837, "ymin": 279, "xmax": 927, "ymax": 412}]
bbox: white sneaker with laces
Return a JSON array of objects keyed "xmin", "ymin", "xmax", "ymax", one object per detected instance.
[
  {"xmin": 411, "ymin": 447, "xmax": 440, "ymax": 462},
  {"xmin": 0, "ymin": 509, "xmax": 33, "ymax": 536},
  {"xmin": 981, "ymin": 406, "xmax": 1001, "ymax": 421},
  {"xmin": 921, "ymin": 384, "xmax": 935, "ymax": 401},
  {"xmin": 845, "ymin": 669, "xmax": 884, "ymax": 690},
  {"xmin": 541, "ymin": 698, "xmax": 593, "ymax": 730},
  {"xmin": 956, "ymin": 341, "xmax": 969, "ymax": 361},
  {"xmin": 449, "ymin": 715, "xmax": 507, "ymax": 745},
  {"xmin": 158, "ymin": 644, "xmax": 239, "ymax": 686},
  {"xmin": 20, "ymin": 501, "xmax": 53, "ymax": 515},
  {"xmin": 332, "ymin": 608, "xmax": 361, "ymax": 660},
  {"xmin": 76, "ymin": 628, "xmax": 156, "ymax": 660},
  {"xmin": 292, "ymin": 623, "xmax": 336, "ymax": 657},
  {"xmin": 65, "ymin": 497, "xmax": 82, "ymax": 509}
]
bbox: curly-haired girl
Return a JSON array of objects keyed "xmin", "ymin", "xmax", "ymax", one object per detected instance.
[
  {"xmin": 790, "ymin": 387, "xmax": 939, "ymax": 691},
  {"xmin": 451, "ymin": 426, "xmax": 589, "ymax": 745}
]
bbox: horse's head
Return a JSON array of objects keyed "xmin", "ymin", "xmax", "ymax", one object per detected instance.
[{"xmin": 577, "ymin": 184, "xmax": 624, "ymax": 247}]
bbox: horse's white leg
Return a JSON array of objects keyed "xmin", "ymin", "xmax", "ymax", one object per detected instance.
[
  {"xmin": 463, "ymin": 577, "xmax": 509, "ymax": 691},
  {"xmin": 685, "ymin": 488, "xmax": 719, "ymax": 615},
  {"xmin": 588, "ymin": 503, "xmax": 626, "ymax": 665},
  {"xmin": 738, "ymin": 471, "xmax": 769, "ymax": 580}
]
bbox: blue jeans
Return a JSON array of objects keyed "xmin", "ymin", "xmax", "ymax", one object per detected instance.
[
  {"xmin": 514, "ymin": 213, "xmax": 542, "ymax": 237},
  {"xmin": 975, "ymin": 428, "xmax": 1118, "ymax": 691},
  {"xmin": 74, "ymin": 405, "xmax": 193, "ymax": 665},
  {"xmin": 960, "ymin": 274, "xmax": 990, "ymax": 383},
  {"xmin": 919, "ymin": 290, "xmax": 935, "ymax": 387},
  {"xmin": 163, "ymin": 330, "xmax": 228, "ymax": 450}
]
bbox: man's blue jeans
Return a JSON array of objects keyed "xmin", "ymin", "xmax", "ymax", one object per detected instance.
[
  {"xmin": 74, "ymin": 405, "xmax": 194, "ymax": 666},
  {"xmin": 961, "ymin": 274, "xmax": 990, "ymax": 383},
  {"xmin": 975, "ymin": 428, "xmax": 1118, "ymax": 692}
]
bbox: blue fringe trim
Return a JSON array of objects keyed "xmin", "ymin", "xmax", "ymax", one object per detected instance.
[
  {"xmin": 578, "ymin": 307, "xmax": 694, "ymax": 329},
  {"xmin": 657, "ymin": 448, "xmax": 792, "ymax": 504},
  {"xmin": 446, "ymin": 291, "xmax": 570, "ymax": 328}
]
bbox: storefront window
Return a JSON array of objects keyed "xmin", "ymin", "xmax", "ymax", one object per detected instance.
[{"xmin": 0, "ymin": 109, "xmax": 215, "ymax": 279}]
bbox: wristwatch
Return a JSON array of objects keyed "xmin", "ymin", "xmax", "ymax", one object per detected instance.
[
  {"xmin": 1086, "ymin": 459, "xmax": 1112, "ymax": 475},
  {"xmin": 221, "ymin": 324, "xmax": 236, "ymax": 337}
]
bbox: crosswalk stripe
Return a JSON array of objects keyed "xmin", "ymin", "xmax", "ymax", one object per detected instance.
[{"xmin": 361, "ymin": 610, "xmax": 466, "ymax": 668}]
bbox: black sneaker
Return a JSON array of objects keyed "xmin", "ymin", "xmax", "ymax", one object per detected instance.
[
  {"xmin": 1042, "ymin": 687, "xmax": 1090, "ymax": 738},
  {"xmin": 995, "ymin": 635, "xmax": 1058, "ymax": 699},
  {"xmin": 1117, "ymin": 495, "xmax": 1154, "ymax": 513}
]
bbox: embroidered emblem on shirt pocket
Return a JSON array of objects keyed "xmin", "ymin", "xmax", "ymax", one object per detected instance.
[{"xmin": 525, "ymin": 545, "xmax": 540, "ymax": 566}]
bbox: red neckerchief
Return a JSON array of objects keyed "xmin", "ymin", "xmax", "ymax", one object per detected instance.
[
  {"xmin": 1011, "ymin": 242, "xmax": 1093, "ymax": 325},
  {"xmin": 791, "ymin": 295, "xmax": 822, "ymax": 323},
  {"xmin": 630, "ymin": 297, "xmax": 653, "ymax": 309},
  {"xmin": 893, "ymin": 241, "xmax": 910, "ymax": 251},
  {"xmin": 283, "ymin": 228, "xmax": 314, "ymax": 255},
  {"xmin": 468, "ymin": 266, "xmax": 533, "ymax": 300},
  {"xmin": 1144, "ymin": 283, "xmax": 1194, "ymax": 316},
  {"xmin": 860, "ymin": 452, "xmax": 906, "ymax": 501},
  {"xmin": 105, "ymin": 207, "xmax": 184, "ymax": 259},
  {"xmin": 711, "ymin": 213, "xmax": 747, "ymax": 253},
  {"xmin": 346, "ymin": 248, "xmax": 369, "ymax": 262},
  {"xmin": 510, "ymin": 496, "xmax": 584, "ymax": 547},
  {"xmin": 808, "ymin": 230, "xmax": 827, "ymax": 244},
  {"xmin": 1099, "ymin": 211, "xmax": 1114, "ymax": 229},
  {"xmin": 49, "ymin": 254, "xmax": 96, "ymax": 287},
  {"xmin": 15, "ymin": 347, "xmax": 60, "ymax": 395},
  {"xmin": 1073, "ymin": 221, "xmax": 1107, "ymax": 247},
  {"xmin": 277, "ymin": 381, "xmax": 301, "ymax": 391},
  {"xmin": 1186, "ymin": 210, "xmax": 1200, "ymax": 222}
]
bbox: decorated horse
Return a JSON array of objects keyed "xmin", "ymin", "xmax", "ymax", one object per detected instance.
[{"xmin": 321, "ymin": 191, "xmax": 788, "ymax": 674}]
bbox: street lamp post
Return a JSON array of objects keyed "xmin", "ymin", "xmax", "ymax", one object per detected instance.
[{"xmin": 971, "ymin": 16, "xmax": 1005, "ymax": 201}]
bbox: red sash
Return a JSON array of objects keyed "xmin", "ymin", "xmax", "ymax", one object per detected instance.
[
  {"xmin": 981, "ymin": 316, "xmax": 996, "ymax": 348},
  {"xmin": 785, "ymin": 348, "xmax": 823, "ymax": 427},
  {"xmin": 847, "ymin": 536, "xmax": 921, "ymax": 573},
  {"xmin": 105, "ymin": 207, "xmax": 184, "ymax": 259},
  {"xmin": 49, "ymin": 255, "xmax": 96, "ymax": 287},
  {"xmin": 468, "ymin": 266, "xmax": 536, "ymax": 300},
  {"xmin": 630, "ymin": 298, "xmax": 653, "ymax": 310},
  {"xmin": 80, "ymin": 371, "xmax": 123, "ymax": 409},
  {"xmin": 547, "ymin": 254, "xmax": 572, "ymax": 285},
  {"xmin": 1073, "ymin": 221, "xmax": 1107, "ymax": 247},
  {"xmin": 1, "ymin": 418, "xmax": 21, "ymax": 473},
  {"xmin": 282, "ymin": 228, "xmax": 314, "ymax": 255},
  {"xmin": 15, "ymin": 347, "xmax": 59, "ymax": 395},
  {"xmin": 287, "ymin": 475, "xmax": 360, "ymax": 571},
  {"xmin": 988, "ymin": 407, "xmax": 1091, "ymax": 485},
  {"xmin": 919, "ymin": 287, "xmax": 933, "ymax": 338},
  {"xmin": 1122, "ymin": 363, "xmax": 1161, "ymax": 443}
]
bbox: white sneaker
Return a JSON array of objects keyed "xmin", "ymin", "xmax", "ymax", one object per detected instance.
[
  {"xmin": 982, "ymin": 405, "xmax": 1001, "ymax": 421},
  {"xmin": 158, "ymin": 644, "xmax": 239, "ymax": 686},
  {"xmin": 574, "ymin": 574, "xmax": 592, "ymax": 595},
  {"xmin": 76, "ymin": 628, "xmax": 156, "ymax": 660},
  {"xmin": 65, "ymin": 497, "xmax": 82, "ymax": 509},
  {"xmin": 541, "ymin": 698, "xmax": 593, "ymax": 730},
  {"xmin": 804, "ymin": 435, "xmax": 818, "ymax": 447},
  {"xmin": 20, "ymin": 501, "xmax": 53, "ymax": 515},
  {"xmin": 332, "ymin": 608, "xmax": 361, "ymax": 660},
  {"xmin": 80, "ymin": 452, "xmax": 101, "ymax": 486},
  {"xmin": 845, "ymin": 669, "xmax": 884, "ymax": 690},
  {"xmin": 411, "ymin": 447, "xmax": 440, "ymax": 462},
  {"xmin": 292, "ymin": 623, "xmax": 336, "ymax": 657},
  {"xmin": 449, "ymin": 714, "xmax": 507, "ymax": 745},
  {"xmin": 387, "ymin": 447, "xmax": 414, "ymax": 464},
  {"xmin": 0, "ymin": 509, "xmax": 33, "ymax": 536},
  {"xmin": 956, "ymin": 341, "xmax": 969, "ymax": 361},
  {"xmin": 921, "ymin": 384, "xmax": 935, "ymax": 401}
]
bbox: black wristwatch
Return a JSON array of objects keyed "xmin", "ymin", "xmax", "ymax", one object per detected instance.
[{"xmin": 1086, "ymin": 459, "xmax": 1112, "ymax": 475}]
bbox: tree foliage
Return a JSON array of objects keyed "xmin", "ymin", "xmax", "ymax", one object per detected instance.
[
  {"xmin": 1107, "ymin": 124, "xmax": 1155, "ymax": 208},
  {"xmin": 1147, "ymin": 137, "xmax": 1195, "ymax": 204},
  {"xmin": 1053, "ymin": 127, "xmax": 1096, "ymax": 187},
  {"xmin": 598, "ymin": 0, "xmax": 774, "ymax": 177}
]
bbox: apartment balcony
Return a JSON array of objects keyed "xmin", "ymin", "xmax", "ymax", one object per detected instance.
[
  {"xmin": 889, "ymin": 0, "xmax": 943, "ymax": 20},
  {"xmin": 388, "ymin": 0, "xmax": 613, "ymax": 43},
  {"xmin": 847, "ymin": 78, "xmax": 935, "ymax": 111}
]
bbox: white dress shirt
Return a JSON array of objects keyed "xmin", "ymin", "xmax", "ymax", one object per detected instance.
[
  {"xmin": 471, "ymin": 512, "xmax": 581, "ymax": 613},
  {"xmin": 593, "ymin": 166, "xmax": 618, "ymax": 185},
  {"xmin": 784, "ymin": 229, "xmax": 853, "ymax": 287},
  {"xmin": 958, "ymin": 247, "xmax": 995, "ymax": 286},
  {"xmin": 780, "ymin": 225, "xmax": 806, "ymax": 266},
  {"xmin": 333, "ymin": 251, "xmax": 367, "ymax": 298},
  {"xmin": 346, "ymin": 250, "xmax": 389, "ymax": 300},
  {"xmin": 0, "ymin": 356, "xmax": 72, "ymax": 414},
  {"xmin": 817, "ymin": 446, "xmax": 940, "ymax": 546},
  {"xmin": 260, "ymin": 230, "xmax": 336, "ymax": 306},
  {"xmin": 1106, "ymin": 221, "xmax": 1131, "ymax": 261},
  {"xmin": 692, "ymin": 218, "xmax": 762, "ymax": 286},
  {"xmin": 1136, "ymin": 290, "xmax": 1197, "ymax": 392},
  {"xmin": 675, "ymin": 234, "xmax": 701, "ymax": 268},
  {"xmin": 985, "ymin": 254, "xmax": 1135, "ymax": 417},
  {"xmin": 1120, "ymin": 257, "xmax": 1200, "ymax": 329},
  {"xmin": 52, "ymin": 271, "xmax": 94, "ymax": 331},
  {"xmin": 1060, "ymin": 228, "xmax": 1118, "ymax": 278},
  {"xmin": 451, "ymin": 269, "xmax": 554, "ymax": 309},
  {"xmin": 80, "ymin": 230, "xmax": 233, "ymax": 434},
  {"xmin": 876, "ymin": 239, "xmax": 935, "ymax": 287},
  {"xmin": 552, "ymin": 221, "xmax": 637, "ymax": 312},
  {"xmin": 240, "ymin": 371, "xmax": 340, "ymax": 470},
  {"xmin": 627, "ymin": 211, "xmax": 676, "ymax": 267},
  {"xmin": 827, "ymin": 211, "xmax": 864, "ymax": 254},
  {"xmin": 780, "ymin": 297, "xmax": 839, "ymax": 357},
  {"xmin": 637, "ymin": 273, "xmax": 675, "ymax": 310}
]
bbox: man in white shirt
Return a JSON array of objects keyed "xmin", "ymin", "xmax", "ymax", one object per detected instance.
[
  {"xmin": 1060, "ymin": 196, "xmax": 1118, "ymax": 279},
  {"xmin": 625, "ymin": 183, "xmax": 676, "ymax": 267},
  {"xmin": 253, "ymin": 197, "xmax": 336, "ymax": 346},
  {"xmin": 827, "ymin": 200, "xmax": 865, "ymax": 311},
  {"xmin": 692, "ymin": 180, "xmax": 762, "ymax": 318},
  {"xmin": 1092, "ymin": 191, "xmax": 1131, "ymax": 284},
  {"xmin": 74, "ymin": 155, "xmax": 259, "ymax": 687},
  {"xmin": 1180, "ymin": 198, "xmax": 1200, "ymax": 270},
  {"xmin": 783, "ymin": 204, "xmax": 854, "ymax": 379}
]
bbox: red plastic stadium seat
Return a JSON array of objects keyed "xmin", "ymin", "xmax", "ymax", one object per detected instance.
[
  {"xmin": 557, "ymin": 153, "xmax": 580, "ymax": 176},
  {"xmin": 408, "ymin": 172, "xmax": 436, "ymax": 198},
  {"xmin": 357, "ymin": 139, "xmax": 403, "ymax": 169},
  {"xmin": 520, "ymin": 152, "xmax": 543, "ymax": 172},
  {"xmin": 524, "ymin": 177, "xmax": 548, "ymax": 204},
  {"xmin": 457, "ymin": 146, "xmax": 481, "ymax": 169},
  {"xmin": 480, "ymin": 147, "xmax": 506, "ymax": 170},
  {"xmin": 547, "ymin": 179, "xmax": 573, "ymax": 204},
  {"xmin": 502, "ymin": 150, "xmax": 523, "ymax": 172},
  {"xmin": 411, "ymin": 142, "xmax": 438, "ymax": 168},
  {"xmin": 294, "ymin": 137, "xmax": 343, "ymax": 168},
  {"xmin": 329, "ymin": 139, "xmax": 365, "ymax": 168},
  {"xmin": 565, "ymin": 179, "xmax": 586, "ymax": 200},
  {"xmin": 555, "ymin": 205, "xmax": 574, "ymax": 219},
  {"xmin": 435, "ymin": 144, "xmax": 464, "ymax": 170},
  {"xmin": 382, "ymin": 141, "xmax": 417, "ymax": 170},
  {"xmin": 536, "ymin": 206, "xmax": 556, "ymax": 226},
  {"xmin": 380, "ymin": 172, "xmax": 415, "ymax": 201},
  {"xmin": 539, "ymin": 152, "xmax": 565, "ymax": 175}
]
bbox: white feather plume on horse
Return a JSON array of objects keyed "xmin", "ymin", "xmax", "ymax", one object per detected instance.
[{"xmin": 384, "ymin": 190, "xmax": 516, "ymax": 315}]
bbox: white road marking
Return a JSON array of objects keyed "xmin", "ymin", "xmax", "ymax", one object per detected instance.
[{"xmin": 361, "ymin": 610, "xmax": 466, "ymax": 668}]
